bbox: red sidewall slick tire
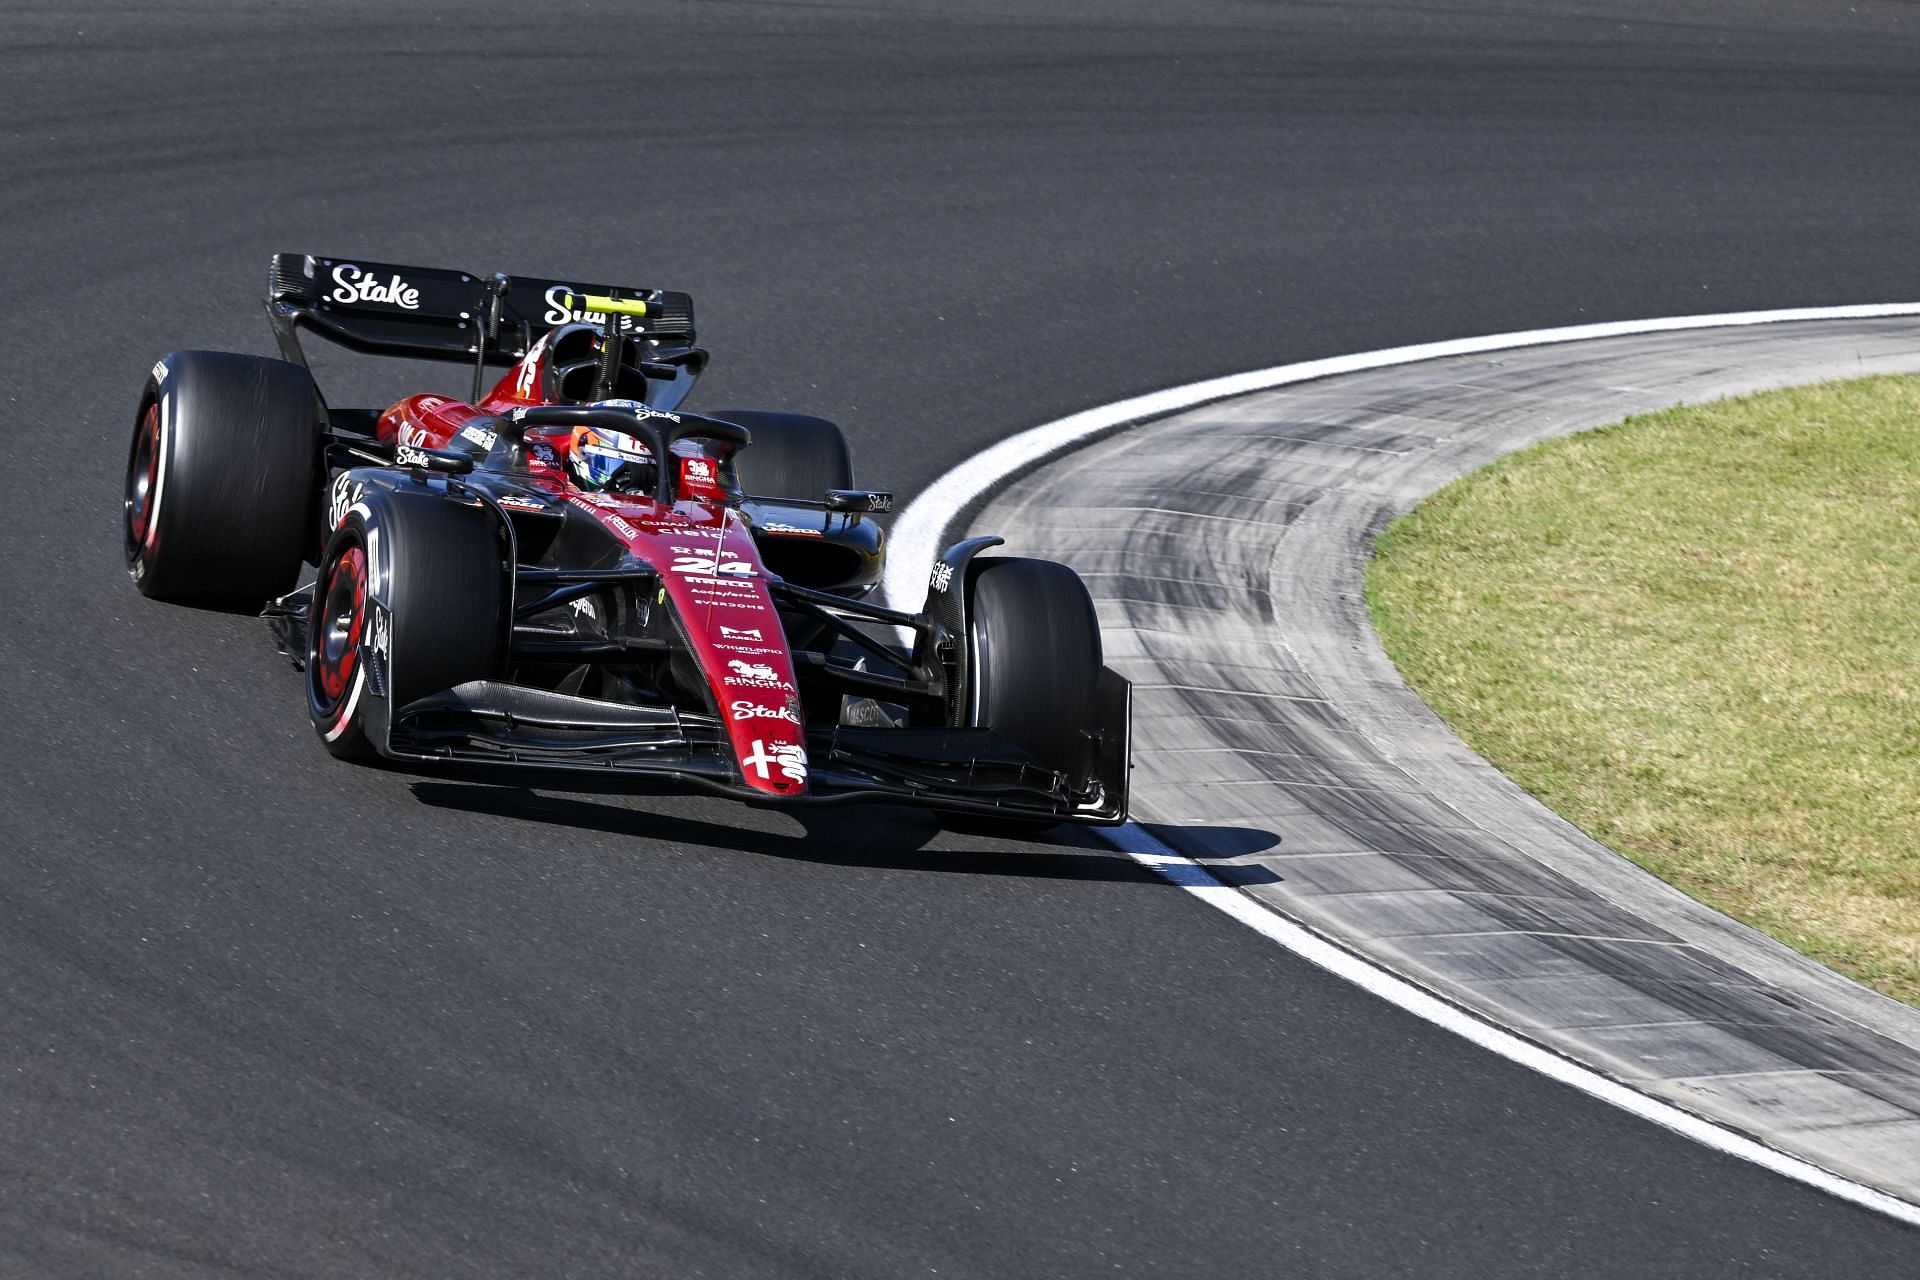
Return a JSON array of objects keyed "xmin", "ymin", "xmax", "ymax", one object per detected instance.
[
  {"xmin": 306, "ymin": 497, "xmax": 504, "ymax": 761},
  {"xmin": 308, "ymin": 529, "xmax": 374, "ymax": 758},
  {"xmin": 126, "ymin": 351, "xmax": 322, "ymax": 609}
]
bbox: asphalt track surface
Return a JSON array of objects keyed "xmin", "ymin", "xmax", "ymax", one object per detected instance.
[{"xmin": 4, "ymin": 2, "xmax": 1920, "ymax": 1275}]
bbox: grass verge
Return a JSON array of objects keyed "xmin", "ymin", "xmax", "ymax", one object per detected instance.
[{"xmin": 1366, "ymin": 374, "xmax": 1920, "ymax": 1007}]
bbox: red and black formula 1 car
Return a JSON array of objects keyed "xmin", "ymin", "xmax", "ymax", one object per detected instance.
[{"xmin": 122, "ymin": 254, "xmax": 1128, "ymax": 825}]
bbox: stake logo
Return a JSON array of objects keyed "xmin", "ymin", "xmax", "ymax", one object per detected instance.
[
  {"xmin": 328, "ymin": 475, "xmax": 364, "ymax": 529},
  {"xmin": 731, "ymin": 700, "xmax": 799, "ymax": 723},
  {"xmin": 329, "ymin": 264, "xmax": 421, "ymax": 310}
]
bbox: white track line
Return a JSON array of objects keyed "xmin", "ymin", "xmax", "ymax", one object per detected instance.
[
  {"xmin": 887, "ymin": 301, "xmax": 1920, "ymax": 1227},
  {"xmin": 884, "ymin": 301, "xmax": 1920, "ymax": 607}
]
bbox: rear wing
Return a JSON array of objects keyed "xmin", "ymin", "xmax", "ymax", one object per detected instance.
[{"xmin": 264, "ymin": 252, "xmax": 697, "ymax": 373}]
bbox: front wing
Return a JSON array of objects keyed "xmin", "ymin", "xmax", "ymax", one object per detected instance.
[{"xmin": 372, "ymin": 677, "xmax": 1130, "ymax": 824}]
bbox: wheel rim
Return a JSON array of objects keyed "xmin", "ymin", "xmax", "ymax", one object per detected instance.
[
  {"xmin": 312, "ymin": 545, "xmax": 367, "ymax": 711},
  {"xmin": 124, "ymin": 401, "xmax": 161, "ymax": 561}
]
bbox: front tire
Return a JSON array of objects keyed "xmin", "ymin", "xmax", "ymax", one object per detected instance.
[
  {"xmin": 125, "ymin": 350, "xmax": 321, "ymax": 608},
  {"xmin": 307, "ymin": 493, "xmax": 503, "ymax": 760},
  {"xmin": 942, "ymin": 556, "xmax": 1105, "ymax": 834}
]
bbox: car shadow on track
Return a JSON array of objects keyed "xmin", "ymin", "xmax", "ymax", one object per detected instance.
[{"xmin": 408, "ymin": 779, "xmax": 1280, "ymax": 884}]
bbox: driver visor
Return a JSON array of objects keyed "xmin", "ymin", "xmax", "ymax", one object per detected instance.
[{"xmin": 570, "ymin": 426, "xmax": 654, "ymax": 487}]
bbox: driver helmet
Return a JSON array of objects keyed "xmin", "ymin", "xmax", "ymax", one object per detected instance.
[{"xmin": 568, "ymin": 420, "xmax": 656, "ymax": 494}]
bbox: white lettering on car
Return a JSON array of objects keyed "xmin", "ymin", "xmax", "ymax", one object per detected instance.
[
  {"xmin": 543, "ymin": 284, "xmax": 588, "ymax": 326},
  {"xmin": 563, "ymin": 493, "xmax": 640, "ymax": 539},
  {"xmin": 731, "ymin": 700, "xmax": 797, "ymax": 723},
  {"xmin": 394, "ymin": 444, "xmax": 432, "ymax": 468},
  {"xmin": 515, "ymin": 334, "xmax": 547, "ymax": 400},
  {"xmin": 719, "ymin": 625, "xmax": 762, "ymax": 642},
  {"xmin": 742, "ymin": 739, "xmax": 808, "ymax": 783},
  {"xmin": 671, "ymin": 553, "xmax": 754, "ymax": 577},
  {"xmin": 460, "ymin": 424, "xmax": 497, "ymax": 451},
  {"xmin": 929, "ymin": 562, "xmax": 953, "ymax": 592},
  {"xmin": 724, "ymin": 658, "xmax": 792, "ymax": 691},
  {"xmin": 328, "ymin": 474, "xmax": 364, "ymax": 529},
  {"xmin": 329, "ymin": 263, "xmax": 421, "ymax": 310},
  {"xmin": 595, "ymin": 399, "xmax": 681, "ymax": 424}
]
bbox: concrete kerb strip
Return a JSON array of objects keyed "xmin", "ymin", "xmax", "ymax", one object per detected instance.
[{"xmin": 886, "ymin": 304, "xmax": 1920, "ymax": 1225}]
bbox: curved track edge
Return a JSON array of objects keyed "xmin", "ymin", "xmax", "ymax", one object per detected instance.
[{"xmin": 889, "ymin": 305, "xmax": 1920, "ymax": 1220}]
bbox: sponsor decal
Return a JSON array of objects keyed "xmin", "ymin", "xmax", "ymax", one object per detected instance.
[
  {"xmin": 742, "ymin": 739, "xmax": 808, "ymax": 784},
  {"xmin": 719, "ymin": 625, "xmax": 762, "ymax": 642},
  {"xmin": 460, "ymin": 424, "xmax": 497, "ymax": 451},
  {"xmin": 394, "ymin": 444, "xmax": 432, "ymax": 469},
  {"xmin": 670, "ymin": 551, "xmax": 754, "ymax": 577},
  {"xmin": 731, "ymin": 700, "xmax": 800, "ymax": 724},
  {"xmin": 329, "ymin": 263, "xmax": 421, "ymax": 310},
  {"xmin": 597, "ymin": 399, "xmax": 681, "ymax": 424},
  {"xmin": 529, "ymin": 442, "xmax": 558, "ymax": 466},
  {"xmin": 543, "ymin": 284, "xmax": 594, "ymax": 326},
  {"xmin": 367, "ymin": 605, "xmax": 391, "ymax": 656},
  {"xmin": 686, "ymin": 574, "xmax": 758, "ymax": 594},
  {"xmin": 685, "ymin": 458, "xmax": 713, "ymax": 481},
  {"xmin": 418, "ymin": 396, "xmax": 447, "ymax": 412},
  {"xmin": 929, "ymin": 562, "xmax": 953, "ymax": 593},
  {"xmin": 570, "ymin": 597, "xmax": 597, "ymax": 620},
  {"xmin": 541, "ymin": 290, "xmax": 652, "ymax": 332},
  {"xmin": 496, "ymin": 493, "xmax": 546, "ymax": 511},
  {"xmin": 724, "ymin": 659, "xmax": 792, "ymax": 691},
  {"xmin": 515, "ymin": 334, "xmax": 547, "ymax": 399},
  {"xmin": 328, "ymin": 474, "xmax": 364, "ymax": 529},
  {"xmin": 761, "ymin": 521, "xmax": 822, "ymax": 537},
  {"xmin": 151, "ymin": 359, "xmax": 167, "ymax": 385},
  {"xmin": 866, "ymin": 492, "xmax": 894, "ymax": 513},
  {"xmin": 565, "ymin": 493, "xmax": 640, "ymax": 538}
]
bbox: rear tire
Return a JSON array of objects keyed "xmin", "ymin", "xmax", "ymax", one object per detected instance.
[
  {"xmin": 125, "ymin": 350, "xmax": 321, "ymax": 608},
  {"xmin": 942, "ymin": 556, "xmax": 1104, "ymax": 834},
  {"xmin": 307, "ymin": 493, "xmax": 503, "ymax": 760},
  {"xmin": 711, "ymin": 409, "xmax": 853, "ymax": 501}
]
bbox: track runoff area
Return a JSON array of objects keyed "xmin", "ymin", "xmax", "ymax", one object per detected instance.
[{"xmin": 886, "ymin": 301, "xmax": 1920, "ymax": 1229}]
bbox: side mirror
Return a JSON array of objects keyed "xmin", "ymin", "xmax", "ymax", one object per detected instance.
[{"xmin": 825, "ymin": 489, "xmax": 894, "ymax": 514}]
